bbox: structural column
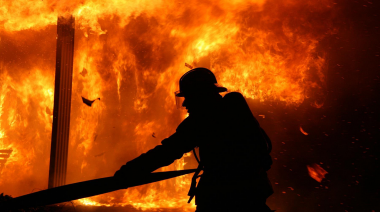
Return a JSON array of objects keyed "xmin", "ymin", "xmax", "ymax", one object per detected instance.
[{"xmin": 48, "ymin": 16, "xmax": 75, "ymax": 189}]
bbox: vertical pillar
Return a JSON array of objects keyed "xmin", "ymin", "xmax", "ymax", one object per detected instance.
[{"xmin": 48, "ymin": 16, "xmax": 75, "ymax": 188}]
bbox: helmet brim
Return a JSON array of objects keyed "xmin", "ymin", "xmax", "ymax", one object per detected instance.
[{"xmin": 175, "ymin": 86, "xmax": 227, "ymax": 97}]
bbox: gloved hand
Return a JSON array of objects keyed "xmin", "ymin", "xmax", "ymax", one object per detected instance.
[{"xmin": 114, "ymin": 163, "xmax": 130, "ymax": 178}]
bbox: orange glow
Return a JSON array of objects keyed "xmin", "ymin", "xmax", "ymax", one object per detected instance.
[
  {"xmin": 300, "ymin": 126, "xmax": 308, "ymax": 135},
  {"xmin": 307, "ymin": 163, "xmax": 328, "ymax": 183},
  {"xmin": 0, "ymin": 0, "xmax": 335, "ymax": 210},
  {"xmin": 76, "ymin": 197, "xmax": 112, "ymax": 206}
]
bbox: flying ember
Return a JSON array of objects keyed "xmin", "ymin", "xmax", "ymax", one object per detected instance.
[{"xmin": 307, "ymin": 163, "xmax": 328, "ymax": 183}]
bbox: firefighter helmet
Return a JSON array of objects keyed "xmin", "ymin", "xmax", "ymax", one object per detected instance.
[
  {"xmin": 175, "ymin": 68, "xmax": 227, "ymax": 108},
  {"xmin": 175, "ymin": 68, "xmax": 227, "ymax": 97}
]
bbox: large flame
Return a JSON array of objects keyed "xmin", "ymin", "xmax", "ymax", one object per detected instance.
[{"xmin": 1, "ymin": 0, "xmax": 336, "ymax": 210}]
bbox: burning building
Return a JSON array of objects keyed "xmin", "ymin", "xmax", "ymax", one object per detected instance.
[{"xmin": 0, "ymin": 0, "xmax": 379, "ymax": 211}]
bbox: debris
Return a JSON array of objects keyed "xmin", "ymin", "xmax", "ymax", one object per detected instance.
[
  {"xmin": 94, "ymin": 152, "xmax": 105, "ymax": 157},
  {"xmin": 311, "ymin": 101, "xmax": 324, "ymax": 108},
  {"xmin": 307, "ymin": 163, "xmax": 328, "ymax": 182},
  {"xmin": 45, "ymin": 107, "xmax": 53, "ymax": 115},
  {"xmin": 152, "ymin": 133, "xmax": 156, "ymax": 138},
  {"xmin": 81, "ymin": 97, "xmax": 100, "ymax": 107},
  {"xmin": 80, "ymin": 68, "xmax": 88, "ymax": 77},
  {"xmin": 300, "ymin": 126, "xmax": 308, "ymax": 135},
  {"xmin": 259, "ymin": 115, "xmax": 265, "ymax": 118},
  {"xmin": 185, "ymin": 63, "xmax": 193, "ymax": 69}
]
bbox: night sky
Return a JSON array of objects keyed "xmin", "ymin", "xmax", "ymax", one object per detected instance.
[{"xmin": 260, "ymin": 0, "xmax": 379, "ymax": 211}]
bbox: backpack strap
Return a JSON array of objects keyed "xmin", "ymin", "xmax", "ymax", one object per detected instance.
[{"xmin": 187, "ymin": 148, "xmax": 203, "ymax": 203}]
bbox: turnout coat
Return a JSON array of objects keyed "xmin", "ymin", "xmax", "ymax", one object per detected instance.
[{"xmin": 115, "ymin": 92, "xmax": 273, "ymax": 207}]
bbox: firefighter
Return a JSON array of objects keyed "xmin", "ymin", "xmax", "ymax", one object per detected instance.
[{"xmin": 114, "ymin": 68, "xmax": 274, "ymax": 211}]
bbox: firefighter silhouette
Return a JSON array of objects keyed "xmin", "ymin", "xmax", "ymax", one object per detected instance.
[{"xmin": 115, "ymin": 68, "xmax": 274, "ymax": 211}]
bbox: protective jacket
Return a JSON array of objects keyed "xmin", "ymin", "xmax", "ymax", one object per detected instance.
[{"xmin": 115, "ymin": 92, "xmax": 273, "ymax": 208}]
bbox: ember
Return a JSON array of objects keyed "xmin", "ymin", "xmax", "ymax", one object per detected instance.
[
  {"xmin": 307, "ymin": 163, "xmax": 328, "ymax": 183},
  {"xmin": 300, "ymin": 126, "xmax": 308, "ymax": 135}
]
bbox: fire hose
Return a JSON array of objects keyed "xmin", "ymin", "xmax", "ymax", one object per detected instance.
[{"xmin": 0, "ymin": 169, "xmax": 196, "ymax": 211}]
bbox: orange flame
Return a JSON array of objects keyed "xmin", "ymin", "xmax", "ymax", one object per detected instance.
[{"xmin": 1, "ymin": 0, "xmax": 337, "ymax": 209}]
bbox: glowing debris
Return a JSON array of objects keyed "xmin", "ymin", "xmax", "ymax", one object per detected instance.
[
  {"xmin": 311, "ymin": 101, "xmax": 324, "ymax": 108},
  {"xmin": 185, "ymin": 63, "xmax": 193, "ymax": 69},
  {"xmin": 300, "ymin": 126, "xmax": 308, "ymax": 135},
  {"xmin": 307, "ymin": 163, "xmax": 328, "ymax": 182}
]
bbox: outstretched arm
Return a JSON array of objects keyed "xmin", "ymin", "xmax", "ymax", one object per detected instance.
[{"xmin": 114, "ymin": 123, "xmax": 198, "ymax": 178}]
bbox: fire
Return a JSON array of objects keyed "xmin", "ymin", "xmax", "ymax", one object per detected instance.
[
  {"xmin": 76, "ymin": 197, "xmax": 112, "ymax": 206},
  {"xmin": 1, "ymin": 0, "xmax": 336, "ymax": 210}
]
